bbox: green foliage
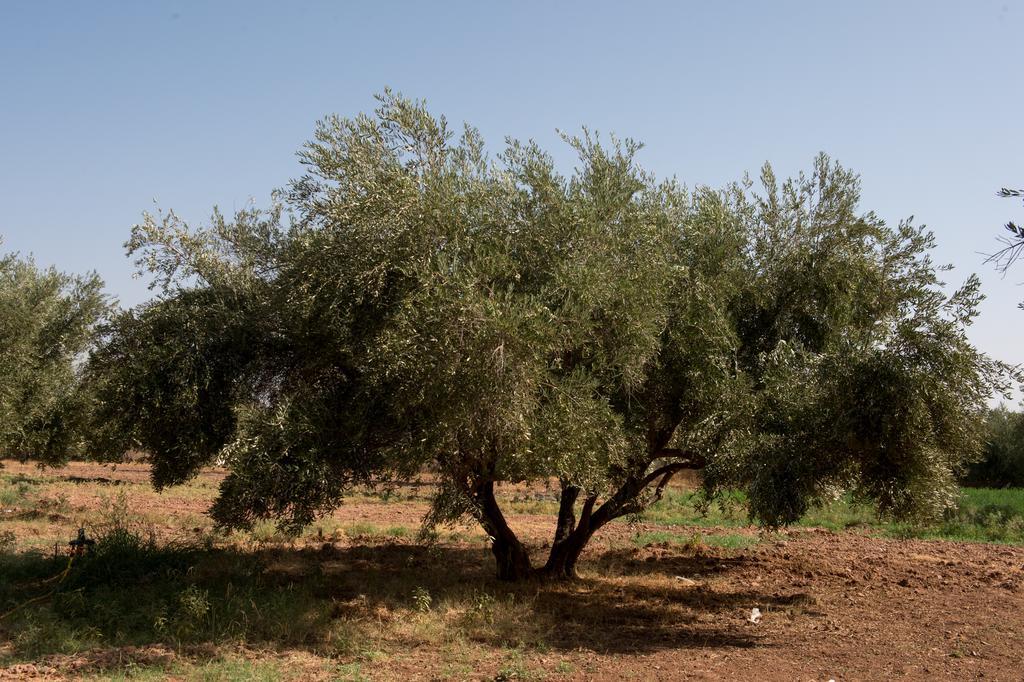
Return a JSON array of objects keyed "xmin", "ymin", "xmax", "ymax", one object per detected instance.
[
  {"xmin": 0, "ymin": 242, "xmax": 109, "ymax": 462},
  {"xmin": 85, "ymin": 91, "xmax": 1015, "ymax": 575},
  {"xmin": 965, "ymin": 406, "xmax": 1024, "ymax": 487},
  {"xmin": 410, "ymin": 586, "xmax": 432, "ymax": 613},
  {"xmin": 704, "ymin": 160, "xmax": 1016, "ymax": 525}
]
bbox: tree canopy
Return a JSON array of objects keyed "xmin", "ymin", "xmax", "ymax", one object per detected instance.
[
  {"xmin": 83, "ymin": 92, "xmax": 1016, "ymax": 580},
  {"xmin": 0, "ymin": 241, "xmax": 109, "ymax": 462}
]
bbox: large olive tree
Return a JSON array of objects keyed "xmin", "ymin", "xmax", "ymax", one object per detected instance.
[
  {"xmin": 0, "ymin": 241, "xmax": 109, "ymax": 462},
  {"xmin": 85, "ymin": 92, "xmax": 1014, "ymax": 580}
]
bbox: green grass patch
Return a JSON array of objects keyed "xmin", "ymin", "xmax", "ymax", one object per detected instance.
[
  {"xmin": 343, "ymin": 522, "xmax": 380, "ymax": 538},
  {"xmin": 641, "ymin": 486, "xmax": 1024, "ymax": 545},
  {"xmin": 83, "ymin": 656, "xmax": 299, "ymax": 681},
  {"xmin": 640, "ymin": 489, "xmax": 750, "ymax": 528},
  {"xmin": 0, "ymin": 543, "xmax": 356, "ymax": 664},
  {"xmin": 505, "ymin": 499, "xmax": 560, "ymax": 516},
  {"xmin": 960, "ymin": 486, "xmax": 1024, "ymax": 514},
  {"xmin": 246, "ymin": 520, "xmax": 292, "ymax": 544},
  {"xmin": 911, "ymin": 487, "xmax": 1024, "ymax": 543},
  {"xmin": 0, "ymin": 494, "xmax": 366, "ymax": 665},
  {"xmin": 0, "ymin": 478, "xmax": 36, "ymax": 508}
]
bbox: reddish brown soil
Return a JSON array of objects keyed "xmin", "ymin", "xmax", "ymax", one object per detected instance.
[
  {"xmin": 581, "ymin": 532, "xmax": 1024, "ymax": 680},
  {"xmin": 369, "ymin": 532, "xmax": 1024, "ymax": 680},
  {"xmin": 2, "ymin": 461, "xmax": 1023, "ymax": 680}
]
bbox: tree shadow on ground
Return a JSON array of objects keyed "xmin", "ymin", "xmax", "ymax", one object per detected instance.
[
  {"xmin": 590, "ymin": 544, "xmax": 755, "ymax": 579},
  {"xmin": 65, "ymin": 476, "xmax": 127, "ymax": 486},
  {"xmin": 0, "ymin": 538, "xmax": 794, "ymax": 672}
]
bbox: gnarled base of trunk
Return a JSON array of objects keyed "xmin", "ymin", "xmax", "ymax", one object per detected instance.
[
  {"xmin": 474, "ymin": 479, "xmax": 535, "ymax": 581},
  {"xmin": 541, "ymin": 530, "xmax": 590, "ymax": 580},
  {"xmin": 492, "ymin": 536, "xmax": 533, "ymax": 581},
  {"xmin": 473, "ymin": 451, "xmax": 704, "ymax": 581}
]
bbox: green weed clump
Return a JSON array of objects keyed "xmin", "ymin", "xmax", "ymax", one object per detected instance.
[{"xmin": 0, "ymin": 476, "xmax": 36, "ymax": 508}]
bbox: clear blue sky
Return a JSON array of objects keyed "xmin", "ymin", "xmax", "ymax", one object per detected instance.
[{"xmin": 2, "ymin": 1, "xmax": 1022, "ymax": 389}]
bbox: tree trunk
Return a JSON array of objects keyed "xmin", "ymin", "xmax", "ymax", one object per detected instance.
[
  {"xmin": 542, "ymin": 528, "xmax": 591, "ymax": 579},
  {"xmin": 466, "ymin": 445, "xmax": 706, "ymax": 581},
  {"xmin": 474, "ymin": 480, "xmax": 533, "ymax": 581},
  {"xmin": 540, "ymin": 493, "xmax": 599, "ymax": 579},
  {"xmin": 553, "ymin": 483, "xmax": 580, "ymax": 545},
  {"xmin": 538, "ymin": 449, "xmax": 707, "ymax": 580},
  {"xmin": 491, "ymin": 534, "xmax": 533, "ymax": 581}
]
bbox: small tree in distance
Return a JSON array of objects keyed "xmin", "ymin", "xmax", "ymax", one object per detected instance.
[{"xmin": 83, "ymin": 91, "xmax": 1016, "ymax": 580}]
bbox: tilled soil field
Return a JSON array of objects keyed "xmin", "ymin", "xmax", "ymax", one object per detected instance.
[{"xmin": 1, "ymin": 461, "xmax": 1022, "ymax": 681}]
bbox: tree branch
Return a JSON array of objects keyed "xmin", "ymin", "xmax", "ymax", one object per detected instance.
[
  {"xmin": 595, "ymin": 451, "xmax": 707, "ymax": 523},
  {"xmin": 579, "ymin": 494, "xmax": 598, "ymax": 531},
  {"xmin": 638, "ymin": 454, "xmax": 706, "ymax": 490},
  {"xmin": 553, "ymin": 482, "xmax": 580, "ymax": 545},
  {"xmin": 651, "ymin": 468, "xmax": 678, "ymax": 503}
]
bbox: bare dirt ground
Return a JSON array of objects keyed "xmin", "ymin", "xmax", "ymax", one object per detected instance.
[{"xmin": 1, "ymin": 460, "xmax": 1023, "ymax": 681}]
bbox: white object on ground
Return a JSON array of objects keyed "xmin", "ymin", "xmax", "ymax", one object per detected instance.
[{"xmin": 748, "ymin": 607, "xmax": 762, "ymax": 624}]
